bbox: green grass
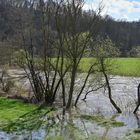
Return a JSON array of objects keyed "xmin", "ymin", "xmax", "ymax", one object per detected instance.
[
  {"xmin": 15, "ymin": 57, "xmax": 140, "ymax": 77},
  {"xmin": 112, "ymin": 58, "xmax": 140, "ymax": 77},
  {"xmin": 0, "ymin": 97, "xmax": 45, "ymax": 124},
  {"xmin": 0, "ymin": 97, "xmax": 35, "ymax": 124},
  {"xmin": 0, "ymin": 97, "xmax": 54, "ymax": 132},
  {"xmin": 79, "ymin": 58, "xmax": 140, "ymax": 77}
]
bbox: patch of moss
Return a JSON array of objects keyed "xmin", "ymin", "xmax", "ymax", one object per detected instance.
[{"xmin": 78, "ymin": 115, "xmax": 124, "ymax": 128}]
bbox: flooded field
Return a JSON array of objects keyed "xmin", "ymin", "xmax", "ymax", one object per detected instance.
[
  {"xmin": 1, "ymin": 75, "xmax": 140, "ymax": 140},
  {"xmin": 74, "ymin": 76, "xmax": 140, "ymax": 139}
]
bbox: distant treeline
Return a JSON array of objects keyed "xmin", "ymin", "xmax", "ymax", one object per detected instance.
[
  {"xmin": 0, "ymin": 0, "xmax": 140, "ymax": 57},
  {"xmin": 101, "ymin": 17, "xmax": 140, "ymax": 56}
]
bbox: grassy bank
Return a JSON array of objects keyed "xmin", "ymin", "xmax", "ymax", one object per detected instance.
[
  {"xmin": 0, "ymin": 97, "xmax": 54, "ymax": 133},
  {"xmin": 0, "ymin": 97, "xmax": 36, "ymax": 124},
  {"xmin": 79, "ymin": 58, "xmax": 140, "ymax": 77},
  {"xmin": 0, "ymin": 97, "xmax": 51, "ymax": 124}
]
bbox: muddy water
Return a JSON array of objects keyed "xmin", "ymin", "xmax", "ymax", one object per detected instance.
[
  {"xmin": 1, "ymin": 75, "xmax": 140, "ymax": 139},
  {"xmin": 76, "ymin": 76, "xmax": 140, "ymax": 138},
  {"xmin": 79, "ymin": 76, "xmax": 140, "ymax": 113}
]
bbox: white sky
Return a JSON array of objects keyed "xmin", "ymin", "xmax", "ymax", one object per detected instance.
[{"xmin": 84, "ymin": 0, "xmax": 140, "ymax": 21}]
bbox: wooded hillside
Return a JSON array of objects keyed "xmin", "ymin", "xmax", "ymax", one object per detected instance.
[{"xmin": 0, "ymin": 0, "xmax": 140, "ymax": 57}]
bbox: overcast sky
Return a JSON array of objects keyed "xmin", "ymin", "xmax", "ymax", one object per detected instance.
[{"xmin": 84, "ymin": 0, "xmax": 140, "ymax": 21}]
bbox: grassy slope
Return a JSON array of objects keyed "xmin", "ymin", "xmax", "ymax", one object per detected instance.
[{"xmin": 79, "ymin": 58, "xmax": 140, "ymax": 77}]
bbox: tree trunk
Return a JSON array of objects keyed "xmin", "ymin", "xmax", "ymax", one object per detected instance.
[
  {"xmin": 103, "ymin": 72, "xmax": 122, "ymax": 113},
  {"xmin": 62, "ymin": 79, "xmax": 66, "ymax": 106},
  {"xmin": 134, "ymin": 105, "xmax": 139, "ymax": 114},
  {"xmin": 66, "ymin": 63, "xmax": 76, "ymax": 109},
  {"xmin": 133, "ymin": 84, "xmax": 140, "ymax": 113},
  {"xmin": 44, "ymin": 90, "xmax": 54, "ymax": 105}
]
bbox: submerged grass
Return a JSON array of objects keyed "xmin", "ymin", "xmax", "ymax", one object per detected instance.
[
  {"xmin": 46, "ymin": 134, "xmax": 140, "ymax": 140},
  {"xmin": 133, "ymin": 128, "xmax": 140, "ymax": 133},
  {"xmin": 47, "ymin": 136, "xmax": 112, "ymax": 140},
  {"xmin": 77, "ymin": 115, "xmax": 124, "ymax": 128}
]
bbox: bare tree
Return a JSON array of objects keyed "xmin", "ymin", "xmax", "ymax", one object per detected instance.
[
  {"xmin": 14, "ymin": 0, "xmax": 102, "ymax": 109},
  {"xmin": 54, "ymin": 0, "xmax": 102, "ymax": 108},
  {"xmin": 93, "ymin": 36, "xmax": 122, "ymax": 113}
]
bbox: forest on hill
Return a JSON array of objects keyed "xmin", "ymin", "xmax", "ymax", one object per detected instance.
[
  {"xmin": 0, "ymin": 0, "xmax": 140, "ymax": 61},
  {"xmin": 101, "ymin": 17, "xmax": 140, "ymax": 56}
]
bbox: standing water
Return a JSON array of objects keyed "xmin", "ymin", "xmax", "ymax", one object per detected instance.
[{"xmin": 0, "ymin": 75, "xmax": 140, "ymax": 140}]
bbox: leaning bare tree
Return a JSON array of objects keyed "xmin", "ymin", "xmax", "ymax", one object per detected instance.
[{"xmin": 93, "ymin": 36, "xmax": 122, "ymax": 113}]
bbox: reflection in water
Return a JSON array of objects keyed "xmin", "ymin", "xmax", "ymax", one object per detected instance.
[
  {"xmin": 0, "ymin": 109, "xmax": 140, "ymax": 140},
  {"xmin": 134, "ymin": 113, "xmax": 140, "ymax": 128},
  {"xmin": 102, "ymin": 115, "xmax": 118, "ymax": 139},
  {"xmin": 133, "ymin": 113, "xmax": 140, "ymax": 137}
]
